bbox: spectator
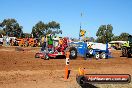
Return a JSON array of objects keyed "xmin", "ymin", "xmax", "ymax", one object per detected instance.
[
  {"xmin": 10, "ymin": 39, "xmax": 12, "ymax": 46},
  {"xmin": 6, "ymin": 37, "xmax": 10, "ymax": 46},
  {"xmin": 41, "ymin": 36, "xmax": 47, "ymax": 51}
]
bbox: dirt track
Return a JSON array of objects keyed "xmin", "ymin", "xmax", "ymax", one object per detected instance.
[{"xmin": 0, "ymin": 46, "xmax": 132, "ymax": 88}]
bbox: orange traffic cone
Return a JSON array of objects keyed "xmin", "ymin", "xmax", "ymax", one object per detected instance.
[{"xmin": 78, "ymin": 67, "xmax": 85, "ymax": 75}]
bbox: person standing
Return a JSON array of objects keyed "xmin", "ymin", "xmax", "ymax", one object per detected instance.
[
  {"xmin": 41, "ymin": 36, "xmax": 47, "ymax": 51},
  {"xmin": 6, "ymin": 37, "xmax": 10, "ymax": 46}
]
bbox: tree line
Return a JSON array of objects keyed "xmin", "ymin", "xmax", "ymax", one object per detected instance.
[
  {"xmin": 0, "ymin": 18, "xmax": 131, "ymax": 43},
  {"xmin": 0, "ymin": 18, "xmax": 61, "ymax": 38},
  {"xmin": 96, "ymin": 24, "xmax": 130, "ymax": 43}
]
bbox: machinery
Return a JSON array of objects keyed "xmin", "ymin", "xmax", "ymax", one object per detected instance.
[
  {"xmin": 68, "ymin": 41, "xmax": 111, "ymax": 59},
  {"xmin": 14, "ymin": 38, "xmax": 39, "ymax": 47},
  {"xmin": 35, "ymin": 33, "xmax": 111, "ymax": 60},
  {"xmin": 109, "ymin": 41, "xmax": 127, "ymax": 50},
  {"xmin": 121, "ymin": 35, "xmax": 132, "ymax": 58},
  {"xmin": 28, "ymin": 38, "xmax": 38, "ymax": 47},
  {"xmin": 35, "ymin": 35, "xmax": 70, "ymax": 60},
  {"xmin": 17, "ymin": 38, "xmax": 27, "ymax": 47}
]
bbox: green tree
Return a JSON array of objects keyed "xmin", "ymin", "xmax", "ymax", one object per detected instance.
[
  {"xmin": 21, "ymin": 33, "xmax": 31, "ymax": 38},
  {"xmin": 32, "ymin": 21, "xmax": 62, "ymax": 38},
  {"xmin": 112, "ymin": 36, "xmax": 120, "ymax": 41},
  {"xmin": 0, "ymin": 18, "xmax": 23, "ymax": 37},
  {"xmin": 0, "ymin": 29, "xmax": 5, "ymax": 37},
  {"xmin": 48, "ymin": 21, "xmax": 61, "ymax": 34},
  {"xmin": 48, "ymin": 21, "xmax": 62, "ymax": 35},
  {"xmin": 0, "ymin": 22, "xmax": 6, "ymax": 36},
  {"xmin": 31, "ymin": 21, "xmax": 46, "ymax": 38},
  {"xmin": 118, "ymin": 32, "xmax": 130, "ymax": 41},
  {"xmin": 96, "ymin": 24, "xmax": 114, "ymax": 43}
]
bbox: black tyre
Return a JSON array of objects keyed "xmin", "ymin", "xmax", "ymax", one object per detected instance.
[
  {"xmin": 85, "ymin": 53, "xmax": 93, "ymax": 59},
  {"xmin": 76, "ymin": 75, "xmax": 86, "ymax": 86},
  {"xmin": 95, "ymin": 52, "xmax": 100, "ymax": 59},
  {"xmin": 89, "ymin": 49, "xmax": 93, "ymax": 55},
  {"xmin": 122, "ymin": 47, "xmax": 127, "ymax": 57},
  {"xmin": 100, "ymin": 52, "xmax": 107, "ymax": 59},
  {"xmin": 44, "ymin": 54, "xmax": 49, "ymax": 60},
  {"xmin": 86, "ymin": 53, "xmax": 90, "ymax": 58},
  {"xmin": 69, "ymin": 47, "xmax": 77, "ymax": 59},
  {"xmin": 35, "ymin": 53, "xmax": 40, "ymax": 58},
  {"xmin": 127, "ymin": 48, "xmax": 131, "ymax": 58}
]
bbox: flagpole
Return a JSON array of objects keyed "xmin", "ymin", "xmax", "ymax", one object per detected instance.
[
  {"xmin": 79, "ymin": 13, "xmax": 82, "ymax": 40},
  {"xmin": 79, "ymin": 23, "xmax": 81, "ymax": 40}
]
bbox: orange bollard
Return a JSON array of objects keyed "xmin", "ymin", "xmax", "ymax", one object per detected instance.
[
  {"xmin": 64, "ymin": 51, "xmax": 70, "ymax": 80},
  {"xmin": 64, "ymin": 65, "xmax": 68, "ymax": 80}
]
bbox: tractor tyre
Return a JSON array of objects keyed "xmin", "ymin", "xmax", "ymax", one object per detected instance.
[
  {"xmin": 86, "ymin": 53, "xmax": 92, "ymax": 58},
  {"xmin": 122, "ymin": 47, "xmax": 127, "ymax": 57},
  {"xmin": 44, "ymin": 54, "xmax": 49, "ymax": 60},
  {"xmin": 100, "ymin": 52, "xmax": 107, "ymax": 59},
  {"xmin": 95, "ymin": 52, "xmax": 100, "ymax": 60},
  {"xmin": 89, "ymin": 49, "xmax": 93, "ymax": 55},
  {"xmin": 127, "ymin": 48, "xmax": 131, "ymax": 58},
  {"xmin": 76, "ymin": 75, "xmax": 86, "ymax": 86},
  {"xmin": 35, "ymin": 53, "xmax": 40, "ymax": 58},
  {"xmin": 69, "ymin": 47, "xmax": 77, "ymax": 59}
]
